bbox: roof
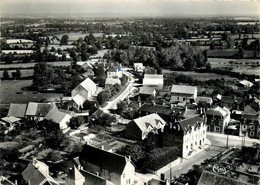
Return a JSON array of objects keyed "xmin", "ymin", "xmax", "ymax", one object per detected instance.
[
  {"xmin": 178, "ymin": 115, "xmax": 204, "ymax": 131},
  {"xmin": 80, "ymin": 169, "xmax": 115, "ymax": 185},
  {"xmin": 72, "ymin": 94, "xmax": 86, "ymax": 106},
  {"xmin": 1, "ymin": 116, "xmax": 21, "ymax": 124},
  {"xmin": 133, "ymin": 113, "xmax": 166, "ymax": 132},
  {"xmin": 239, "ymin": 80, "xmax": 253, "ymax": 87},
  {"xmin": 221, "ymin": 96, "xmax": 244, "ymax": 105},
  {"xmin": 143, "ymin": 74, "xmax": 164, "ymax": 85},
  {"xmin": 67, "ymin": 166, "xmax": 85, "ymax": 181},
  {"xmin": 0, "ymin": 176, "xmax": 16, "ymax": 185},
  {"xmin": 22, "ymin": 159, "xmax": 59, "ymax": 185},
  {"xmin": 105, "ymin": 78, "xmax": 121, "ymax": 85},
  {"xmin": 107, "ymin": 65, "xmax": 118, "ymax": 72},
  {"xmin": 198, "ymin": 170, "xmax": 253, "ymax": 185},
  {"xmin": 7, "ymin": 103, "xmax": 27, "ymax": 118},
  {"xmin": 171, "ymin": 85, "xmax": 197, "ymax": 95},
  {"xmin": 78, "ymin": 78, "xmax": 96, "ymax": 92},
  {"xmin": 206, "ymin": 106, "xmax": 230, "ymax": 117},
  {"xmin": 82, "ymin": 69, "xmax": 94, "ymax": 78},
  {"xmin": 148, "ymin": 178, "xmax": 169, "ymax": 185},
  {"xmin": 139, "ymin": 86, "xmax": 156, "ymax": 95},
  {"xmin": 195, "ymin": 97, "xmax": 213, "ymax": 104},
  {"xmin": 25, "ymin": 102, "xmax": 56, "ymax": 117},
  {"xmin": 45, "ymin": 109, "xmax": 71, "ymax": 124},
  {"xmin": 139, "ymin": 104, "xmax": 173, "ymax": 116},
  {"xmin": 79, "ymin": 144, "xmax": 130, "ymax": 175},
  {"xmin": 244, "ymin": 97, "xmax": 260, "ymax": 112}
]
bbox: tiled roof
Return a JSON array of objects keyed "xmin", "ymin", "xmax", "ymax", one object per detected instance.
[
  {"xmin": 143, "ymin": 74, "xmax": 164, "ymax": 85},
  {"xmin": 80, "ymin": 169, "xmax": 115, "ymax": 185},
  {"xmin": 178, "ymin": 115, "xmax": 204, "ymax": 131},
  {"xmin": 171, "ymin": 85, "xmax": 197, "ymax": 95},
  {"xmin": 105, "ymin": 78, "xmax": 121, "ymax": 85},
  {"xmin": 139, "ymin": 86, "xmax": 156, "ymax": 95},
  {"xmin": 72, "ymin": 94, "xmax": 86, "ymax": 106},
  {"xmin": 25, "ymin": 102, "xmax": 56, "ymax": 117},
  {"xmin": 22, "ymin": 159, "xmax": 59, "ymax": 185},
  {"xmin": 7, "ymin": 103, "xmax": 27, "ymax": 118},
  {"xmin": 239, "ymin": 80, "xmax": 253, "ymax": 87},
  {"xmin": 206, "ymin": 106, "xmax": 229, "ymax": 117},
  {"xmin": 78, "ymin": 78, "xmax": 96, "ymax": 93},
  {"xmin": 45, "ymin": 109, "xmax": 71, "ymax": 124},
  {"xmin": 79, "ymin": 144, "xmax": 129, "ymax": 175},
  {"xmin": 139, "ymin": 104, "xmax": 173, "ymax": 116},
  {"xmin": 1, "ymin": 116, "xmax": 21, "ymax": 124},
  {"xmin": 133, "ymin": 113, "xmax": 166, "ymax": 132},
  {"xmin": 67, "ymin": 166, "xmax": 85, "ymax": 181}
]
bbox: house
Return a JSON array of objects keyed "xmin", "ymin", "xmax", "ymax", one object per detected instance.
[
  {"xmin": 126, "ymin": 113, "xmax": 166, "ymax": 140},
  {"xmin": 7, "ymin": 103, "xmax": 27, "ymax": 118},
  {"xmin": 0, "ymin": 116, "xmax": 21, "ymax": 134},
  {"xmin": 68, "ymin": 94, "xmax": 86, "ymax": 111},
  {"xmin": 45, "ymin": 109, "xmax": 72, "ymax": 130},
  {"xmin": 171, "ymin": 85, "xmax": 197, "ymax": 103},
  {"xmin": 143, "ymin": 74, "xmax": 164, "ymax": 90},
  {"xmin": 206, "ymin": 106, "xmax": 230, "ymax": 133},
  {"xmin": 133, "ymin": 63, "xmax": 145, "ymax": 73},
  {"xmin": 71, "ymin": 78, "xmax": 96, "ymax": 99},
  {"xmin": 105, "ymin": 78, "xmax": 121, "ymax": 88},
  {"xmin": 195, "ymin": 97, "xmax": 213, "ymax": 106},
  {"xmin": 79, "ymin": 144, "xmax": 135, "ymax": 185},
  {"xmin": 25, "ymin": 102, "xmax": 57, "ymax": 121},
  {"xmin": 163, "ymin": 115, "xmax": 206, "ymax": 158},
  {"xmin": 22, "ymin": 158, "xmax": 59, "ymax": 185},
  {"xmin": 82, "ymin": 68, "xmax": 95, "ymax": 78},
  {"xmin": 106, "ymin": 64, "xmax": 123, "ymax": 78},
  {"xmin": 243, "ymin": 97, "xmax": 260, "ymax": 115},
  {"xmin": 66, "ymin": 166, "xmax": 85, "ymax": 185},
  {"xmin": 144, "ymin": 67, "xmax": 157, "ymax": 74},
  {"xmin": 77, "ymin": 61, "xmax": 93, "ymax": 70},
  {"xmin": 138, "ymin": 87, "xmax": 156, "ymax": 101},
  {"xmin": 219, "ymin": 96, "xmax": 244, "ymax": 110},
  {"xmin": 238, "ymin": 80, "xmax": 254, "ymax": 88},
  {"xmin": 138, "ymin": 103, "xmax": 184, "ymax": 122},
  {"xmin": 79, "ymin": 169, "xmax": 115, "ymax": 185}
]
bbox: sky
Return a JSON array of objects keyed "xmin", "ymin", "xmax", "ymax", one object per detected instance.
[{"xmin": 1, "ymin": 0, "xmax": 260, "ymax": 17}]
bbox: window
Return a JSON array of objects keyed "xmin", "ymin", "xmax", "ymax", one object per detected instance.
[
  {"xmin": 250, "ymin": 131, "xmax": 255, "ymax": 137},
  {"xmin": 186, "ymin": 145, "xmax": 188, "ymax": 150},
  {"xmin": 250, "ymin": 126, "xmax": 255, "ymax": 130},
  {"xmin": 215, "ymin": 126, "xmax": 220, "ymax": 132}
]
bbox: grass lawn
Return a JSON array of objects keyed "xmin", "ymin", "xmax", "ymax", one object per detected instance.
[{"xmin": 0, "ymin": 80, "xmax": 63, "ymax": 104}]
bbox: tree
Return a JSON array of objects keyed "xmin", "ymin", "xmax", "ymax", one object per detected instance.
[
  {"xmin": 60, "ymin": 35, "xmax": 69, "ymax": 45},
  {"xmin": 83, "ymin": 99, "xmax": 96, "ymax": 110},
  {"xmin": 46, "ymin": 150, "xmax": 62, "ymax": 162},
  {"xmin": 238, "ymin": 47, "xmax": 244, "ymax": 59},
  {"xmin": 3, "ymin": 70, "xmax": 9, "ymax": 80},
  {"xmin": 16, "ymin": 69, "xmax": 21, "ymax": 79},
  {"xmin": 97, "ymin": 90, "xmax": 111, "ymax": 105},
  {"xmin": 97, "ymin": 113, "xmax": 116, "ymax": 126},
  {"xmin": 117, "ymin": 101, "xmax": 127, "ymax": 115},
  {"xmin": 205, "ymin": 63, "xmax": 211, "ymax": 71},
  {"xmin": 4, "ymin": 53, "xmax": 14, "ymax": 64},
  {"xmin": 61, "ymin": 54, "xmax": 67, "ymax": 61},
  {"xmin": 69, "ymin": 116, "xmax": 85, "ymax": 129},
  {"xmin": 124, "ymin": 144, "xmax": 146, "ymax": 163}
]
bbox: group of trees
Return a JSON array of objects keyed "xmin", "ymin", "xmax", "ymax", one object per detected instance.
[
  {"xmin": 104, "ymin": 45, "xmax": 206, "ymax": 70},
  {"xmin": 2, "ymin": 69, "xmax": 21, "ymax": 80}
]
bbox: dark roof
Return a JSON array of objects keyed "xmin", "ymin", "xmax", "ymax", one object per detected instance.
[
  {"xmin": 80, "ymin": 169, "xmax": 114, "ymax": 185},
  {"xmin": 148, "ymin": 178, "xmax": 168, "ymax": 185},
  {"xmin": 244, "ymin": 97, "xmax": 260, "ymax": 112},
  {"xmin": 198, "ymin": 170, "xmax": 253, "ymax": 185},
  {"xmin": 179, "ymin": 115, "xmax": 204, "ymax": 131},
  {"xmin": 221, "ymin": 96, "xmax": 244, "ymax": 104},
  {"xmin": 79, "ymin": 144, "xmax": 128, "ymax": 175},
  {"xmin": 139, "ymin": 103, "xmax": 181, "ymax": 116},
  {"xmin": 7, "ymin": 103, "xmax": 27, "ymax": 118}
]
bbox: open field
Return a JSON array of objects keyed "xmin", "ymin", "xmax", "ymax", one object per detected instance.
[
  {"xmin": 207, "ymin": 49, "xmax": 257, "ymax": 58},
  {"xmin": 162, "ymin": 69, "xmax": 237, "ymax": 81},
  {"xmin": 0, "ymin": 69, "xmax": 34, "ymax": 78},
  {"xmin": 0, "ymin": 80, "xmax": 63, "ymax": 104},
  {"xmin": 55, "ymin": 32, "xmax": 104, "ymax": 40},
  {"xmin": 0, "ymin": 61, "xmax": 72, "ymax": 69},
  {"xmin": 208, "ymin": 58, "xmax": 260, "ymax": 75}
]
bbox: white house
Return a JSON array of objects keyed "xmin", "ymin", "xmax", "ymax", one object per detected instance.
[
  {"xmin": 171, "ymin": 85, "xmax": 197, "ymax": 103},
  {"xmin": 106, "ymin": 65, "xmax": 123, "ymax": 78},
  {"xmin": 45, "ymin": 109, "xmax": 72, "ymax": 130},
  {"xmin": 143, "ymin": 74, "xmax": 164, "ymax": 90},
  {"xmin": 68, "ymin": 94, "xmax": 86, "ymax": 111},
  {"xmin": 133, "ymin": 63, "xmax": 145, "ymax": 73},
  {"xmin": 66, "ymin": 166, "xmax": 85, "ymax": 185},
  {"xmin": 126, "ymin": 113, "xmax": 166, "ymax": 140},
  {"xmin": 79, "ymin": 144, "xmax": 135, "ymax": 185},
  {"xmin": 71, "ymin": 78, "xmax": 96, "ymax": 99}
]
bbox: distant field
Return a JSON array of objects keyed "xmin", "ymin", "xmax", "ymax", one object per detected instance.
[
  {"xmin": 55, "ymin": 32, "xmax": 104, "ymax": 40},
  {"xmin": 208, "ymin": 49, "xmax": 257, "ymax": 58},
  {"xmin": 0, "ymin": 61, "xmax": 72, "ymax": 69},
  {"xmin": 0, "ymin": 80, "xmax": 63, "ymax": 104},
  {"xmin": 162, "ymin": 70, "xmax": 237, "ymax": 81},
  {"xmin": 208, "ymin": 58, "xmax": 260, "ymax": 75},
  {"xmin": 0, "ymin": 69, "xmax": 33, "ymax": 78}
]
